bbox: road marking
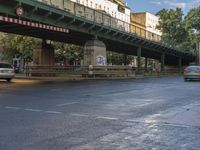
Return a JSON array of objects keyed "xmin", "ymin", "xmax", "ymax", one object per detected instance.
[
  {"xmin": 126, "ymin": 119, "xmax": 141, "ymax": 123},
  {"xmin": 45, "ymin": 111, "xmax": 63, "ymax": 114},
  {"xmin": 57, "ymin": 102, "xmax": 79, "ymax": 107},
  {"xmin": 71, "ymin": 113, "xmax": 89, "ymax": 117},
  {"xmin": 24, "ymin": 108, "xmax": 42, "ymax": 112},
  {"xmin": 5, "ymin": 106, "xmax": 20, "ymax": 110},
  {"xmin": 96, "ymin": 116, "xmax": 119, "ymax": 120}
]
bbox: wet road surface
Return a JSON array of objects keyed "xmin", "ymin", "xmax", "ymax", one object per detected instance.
[{"xmin": 0, "ymin": 77, "xmax": 200, "ymax": 150}]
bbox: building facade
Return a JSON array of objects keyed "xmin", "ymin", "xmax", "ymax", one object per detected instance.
[
  {"xmin": 71, "ymin": 0, "xmax": 131, "ymax": 24},
  {"xmin": 130, "ymin": 12, "xmax": 161, "ymax": 41},
  {"xmin": 37, "ymin": 0, "xmax": 130, "ymax": 31}
]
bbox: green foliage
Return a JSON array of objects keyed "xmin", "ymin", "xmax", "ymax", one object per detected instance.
[
  {"xmin": 156, "ymin": 8, "xmax": 187, "ymax": 47},
  {"xmin": 156, "ymin": 7, "xmax": 200, "ymax": 54},
  {"xmin": 185, "ymin": 7, "xmax": 200, "ymax": 32},
  {"xmin": 107, "ymin": 51, "xmax": 134, "ymax": 65},
  {"xmin": 185, "ymin": 7, "xmax": 200, "ymax": 54},
  {"xmin": 53, "ymin": 41, "xmax": 83, "ymax": 64},
  {"xmin": 0, "ymin": 34, "xmax": 40, "ymax": 62}
]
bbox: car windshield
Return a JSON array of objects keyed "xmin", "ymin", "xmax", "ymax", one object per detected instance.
[
  {"xmin": 187, "ymin": 66, "xmax": 200, "ymax": 71},
  {"xmin": 0, "ymin": 63, "xmax": 12, "ymax": 69}
]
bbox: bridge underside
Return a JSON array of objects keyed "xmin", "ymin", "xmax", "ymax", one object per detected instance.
[
  {"xmin": 0, "ymin": 0, "xmax": 195, "ymax": 66},
  {"xmin": 0, "ymin": 20, "xmax": 187, "ymax": 66}
]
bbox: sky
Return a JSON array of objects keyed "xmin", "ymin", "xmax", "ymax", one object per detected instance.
[{"xmin": 125, "ymin": 0, "xmax": 200, "ymax": 15}]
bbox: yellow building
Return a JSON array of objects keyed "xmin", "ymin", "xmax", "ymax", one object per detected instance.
[
  {"xmin": 130, "ymin": 12, "xmax": 146, "ymax": 38},
  {"xmin": 130, "ymin": 12, "xmax": 161, "ymax": 41}
]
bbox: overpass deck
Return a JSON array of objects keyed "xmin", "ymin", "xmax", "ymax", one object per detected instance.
[{"xmin": 0, "ymin": 0, "xmax": 195, "ymax": 65}]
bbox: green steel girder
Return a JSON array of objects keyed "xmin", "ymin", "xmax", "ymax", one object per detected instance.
[
  {"xmin": 79, "ymin": 22, "xmax": 86, "ymax": 27},
  {"xmin": 119, "ymin": 33, "xmax": 126, "ymax": 39},
  {"xmin": 97, "ymin": 27, "xmax": 104, "ymax": 33},
  {"xmin": 45, "ymin": 11, "xmax": 52, "ymax": 17},
  {"xmin": 153, "ymin": 45, "xmax": 163, "ymax": 49},
  {"xmin": 105, "ymin": 29, "xmax": 112, "ymax": 35},
  {"xmin": 56, "ymin": 15, "xmax": 65, "ymax": 22},
  {"xmin": 0, "ymin": 0, "xmax": 195, "ymax": 63},
  {"xmin": 27, "ymin": 7, "xmax": 38, "ymax": 16},
  {"xmin": 125, "ymin": 36, "xmax": 131, "ymax": 40},
  {"xmin": 87, "ymin": 24, "xmax": 95, "ymax": 31},
  {"xmin": 112, "ymin": 32, "xmax": 119, "ymax": 37}
]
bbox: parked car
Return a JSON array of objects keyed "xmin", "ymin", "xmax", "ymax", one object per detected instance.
[
  {"xmin": 184, "ymin": 66, "xmax": 200, "ymax": 81},
  {"xmin": 0, "ymin": 62, "xmax": 15, "ymax": 82}
]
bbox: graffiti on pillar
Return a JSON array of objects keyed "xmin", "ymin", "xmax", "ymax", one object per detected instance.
[{"xmin": 96, "ymin": 55, "xmax": 106, "ymax": 66}]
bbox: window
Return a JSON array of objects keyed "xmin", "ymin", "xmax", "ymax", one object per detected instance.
[
  {"xmin": 90, "ymin": 1, "xmax": 92, "ymax": 7},
  {"xmin": 86, "ymin": 0, "xmax": 88, "ymax": 6}
]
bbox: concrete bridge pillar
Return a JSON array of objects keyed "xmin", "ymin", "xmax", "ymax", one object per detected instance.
[
  {"xmin": 179, "ymin": 57, "xmax": 182, "ymax": 72},
  {"xmin": 137, "ymin": 47, "xmax": 141, "ymax": 71},
  {"xmin": 160, "ymin": 53, "xmax": 165, "ymax": 72},
  {"xmin": 145, "ymin": 57, "xmax": 148, "ymax": 72},
  {"xmin": 83, "ymin": 39, "xmax": 107, "ymax": 66},
  {"xmin": 33, "ymin": 41, "xmax": 54, "ymax": 65},
  {"xmin": 123, "ymin": 54, "xmax": 128, "ymax": 65}
]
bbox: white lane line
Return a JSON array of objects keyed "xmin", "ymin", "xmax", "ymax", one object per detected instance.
[
  {"xmin": 126, "ymin": 119, "xmax": 141, "ymax": 123},
  {"xmin": 45, "ymin": 111, "xmax": 63, "ymax": 114},
  {"xmin": 56, "ymin": 102, "xmax": 79, "ymax": 107},
  {"xmin": 71, "ymin": 113, "xmax": 89, "ymax": 117},
  {"xmin": 5, "ymin": 106, "xmax": 20, "ymax": 110},
  {"xmin": 96, "ymin": 116, "xmax": 119, "ymax": 120},
  {"xmin": 24, "ymin": 108, "xmax": 42, "ymax": 112}
]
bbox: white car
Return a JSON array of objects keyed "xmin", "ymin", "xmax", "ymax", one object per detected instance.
[{"xmin": 0, "ymin": 62, "xmax": 15, "ymax": 82}]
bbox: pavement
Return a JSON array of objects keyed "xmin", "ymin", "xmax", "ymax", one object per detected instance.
[
  {"xmin": 0, "ymin": 76, "xmax": 200, "ymax": 150},
  {"xmin": 14, "ymin": 73, "xmax": 180, "ymax": 82}
]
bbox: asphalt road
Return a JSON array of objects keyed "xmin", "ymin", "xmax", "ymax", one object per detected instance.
[{"xmin": 0, "ymin": 77, "xmax": 200, "ymax": 150}]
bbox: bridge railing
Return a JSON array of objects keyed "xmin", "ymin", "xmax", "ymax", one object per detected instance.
[
  {"xmin": 36, "ymin": 0, "xmax": 161, "ymax": 42},
  {"xmin": 25, "ymin": 65, "xmax": 135, "ymax": 78},
  {"xmin": 24, "ymin": 65, "xmax": 182, "ymax": 78}
]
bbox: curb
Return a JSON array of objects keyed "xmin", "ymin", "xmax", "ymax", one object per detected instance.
[{"xmin": 14, "ymin": 74, "xmax": 182, "ymax": 82}]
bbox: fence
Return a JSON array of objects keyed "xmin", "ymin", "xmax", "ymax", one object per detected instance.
[{"xmin": 25, "ymin": 65, "xmax": 182, "ymax": 78}]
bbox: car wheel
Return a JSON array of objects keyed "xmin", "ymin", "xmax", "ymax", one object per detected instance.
[
  {"xmin": 184, "ymin": 78, "xmax": 188, "ymax": 82},
  {"xmin": 6, "ymin": 78, "xmax": 12, "ymax": 82}
]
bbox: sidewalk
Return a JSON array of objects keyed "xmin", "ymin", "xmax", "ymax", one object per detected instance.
[{"xmin": 14, "ymin": 73, "xmax": 84, "ymax": 82}]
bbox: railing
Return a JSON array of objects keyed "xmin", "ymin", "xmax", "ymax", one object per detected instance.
[
  {"xmin": 36, "ymin": 0, "xmax": 161, "ymax": 42},
  {"xmin": 25, "ymin": 65, "xmax": 134, "ymax": 78},
  {"xmin": 25, "ymin": 65, "xmax": 182, "ymax": 78}
]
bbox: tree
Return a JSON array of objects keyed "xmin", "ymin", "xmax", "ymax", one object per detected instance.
[
  {"xmin": 0, "ymin": 33, "xmax": 40, "ymax": 62},
  {"xmin": 156, "ymin": 8, "xmax": 188, "ymax": 49},
  {"xmin": 185, "ymin": 7, "xmax": 200, "ymax": 54},
  {"xmin": 53, "ymin": 42, "xmax": 83, "ymax": 65},
  {"xmin": 185, "ymin": 7, "xmax": 200, "ymax": 32},
  {"xmin": 107, "ymin": 51, "xmax": 135, "ymax": 65}
]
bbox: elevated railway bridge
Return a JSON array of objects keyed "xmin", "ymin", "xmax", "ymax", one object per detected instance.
[{"xmin": 0, "ymin": 0, "xmax": 195, "ymax": 72}]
